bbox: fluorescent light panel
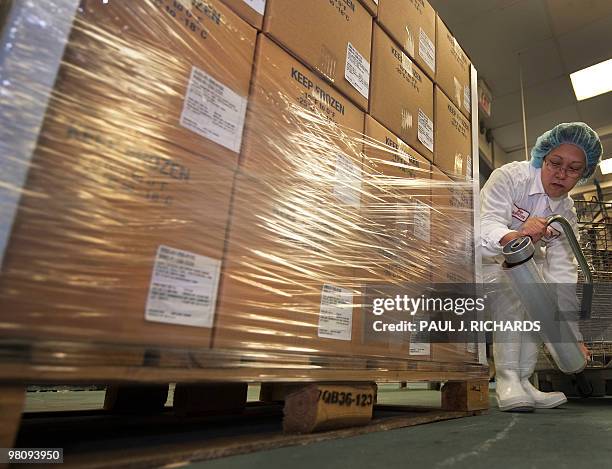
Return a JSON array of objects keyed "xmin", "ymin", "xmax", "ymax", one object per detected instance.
[
  {"xmin": 600, "ymin": 158, "xmax": 612, "ymax": 175},
  {"xmin": 570, "ymin": 58, "xmax": 612, "ymax": 101}
]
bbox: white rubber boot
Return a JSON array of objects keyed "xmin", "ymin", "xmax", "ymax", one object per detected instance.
[
  {"xmin": 494, "ymin": 341, "xmax": 535, "ymax": 412},
  {"xmin": 520, "ymin": 336, "xmax": 567, "ymax": 409},
  {"xmin": 486, "ymin": 263, "xmax": 535, "ymax": 411}
]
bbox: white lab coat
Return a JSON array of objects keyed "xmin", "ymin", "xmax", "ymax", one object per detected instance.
[{"xmin": 480, "ymin": 160, "xmax": 581, "ymax": 339}]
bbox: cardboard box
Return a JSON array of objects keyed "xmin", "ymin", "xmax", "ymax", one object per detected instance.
[
  {"xmin": 213, "ymin": 36, "xmax": 366, "ymax": 357},
  {"xmin": 220, "ymin": 0, "xmax": 265, "ymax": 30},
  {"xmin": 264, "ymin": 0, "xmax": 372, "ymax": 111},
  {"xmin": 433, "ymin": 343, "xmax": 479, "ymax": 363},
  {"xmin": 352, "ymin": 115, "xmax": 434, "ymax": 360},
  {"xmin": 429, "ymin": 165, "xmax": 476, "ymax": 363},
  {"xmin": 430, "ymin": 166, "xmax": 474, "ymax": 284},
  {"xmin": 370, "ymin": 24, "xmax": 434, "ymax": 162},
  {"xmin": 359, "ymin": 0, "xmax": 378, "ymax": 17},
  {"xmin": 362, "ymin": 114, "xmax": 432, "ymax": 283},
  {"xmin": 213, "ymin": 173, "xmax": 365, "ymax": 356},
  {"xmin": 434, "ymin": 86, "xmax": 472, "ymax": 179},
  {"xmin": 357, "ymin": 282, "xmax": 431, "ymax": 360},
  {"xmin": 240, "ymin": 35, "xmax": 365, "ymax": 176},
  {"xmin": 71, "ymin": 0, "xmax": 257, "ymax": 170},
  {"xmin": 377, "ymin": 0, "xmax": 436, "ymax": 79},
  {"xmin": 0, "ymin": 0, "xmax": 256, "ymax": 348},
  {"xmin": 436, "ymin": 14, "xmax": 471, "ymax": 118}
]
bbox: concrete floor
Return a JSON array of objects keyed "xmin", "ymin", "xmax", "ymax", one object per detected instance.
[
  {"xmin": 22, "ymin": 384, "xmax": 612, "ymax": 468},
  {"xmin": 189, "ymin": 386, "xmax": 612, "ymax": 469}
]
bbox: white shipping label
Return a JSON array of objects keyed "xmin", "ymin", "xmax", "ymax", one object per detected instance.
[
  {"xmin": 145, "ymin": 246, "xmax": 221, "ymax": 328},
  {"xmin": 318, "ymin": 284, "xmax": 353, "ymax": 341},
  {"xmin": 413, "ymin": 200, "xmax": 431, "ymax": 243},
  {"xmin": 418, "ymin": 27, "xmax": 436, "ymax": 73},
  {"xmin": 334, "ymin": 154, "xmax": 362, "ymax": 207},
  {"xmin": 180, "ymin": 66, "xmax": 248, "ymax": 153},
  {"xmin": 401, "ymin": 52, "xmax": 414, "ymax": 77},
  {"xmin": 404, "ymin": 28, "xmax": 415, "ymax": 58},
  {"xmin": 408, "ymin": 332, "xmax": 431, "ymax": 355},
  {"xmin": 345, "ymin": 42, "xmax": 370, "ymax": 99},
  {"xmin": 417, "ymin": 109, "xmax": 434, "ymax": 152},
  {"xmin": 242, "ymin": 0, "xmax": 266, "ymax": 15},
  {"xmin": 464, "ymin": 84, "xmax": 471, "ymax": 113},
  {"xmin": 467, "ymin": 342, "xmax": 477, "ymax": 354}
]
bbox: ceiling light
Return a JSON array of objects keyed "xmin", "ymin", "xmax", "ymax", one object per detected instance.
[
  {"xmin": 600, "ymin": 158, "xmax": 612, "ymax": 175},
  {"xmin": 570, "ymin": 58, "xmax": 612, "ymax": 101}
]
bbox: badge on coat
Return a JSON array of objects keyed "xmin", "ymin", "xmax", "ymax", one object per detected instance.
[{"xmin": 512, "ymin": 204, "xmax": 530, "ymax": 222}]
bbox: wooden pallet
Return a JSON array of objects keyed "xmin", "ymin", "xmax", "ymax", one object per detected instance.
[
  {"xmin": 0, "ymin": 340, "xmax": 489, "ymax": 461},
  {"xmin": 5, "ymin": 381, "xmax": 488, "ymax": 468}
]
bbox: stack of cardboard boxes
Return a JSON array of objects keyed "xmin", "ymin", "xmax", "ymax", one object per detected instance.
[
  {"xmin": 0, "ymin": 0, "xmax": 257, "ymax": 349},
  {"xmin": 0, "ymin": 0, "xmax": 478, "ymax": 364}
]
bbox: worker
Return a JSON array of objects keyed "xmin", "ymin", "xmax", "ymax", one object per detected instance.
[{"xmin": 480, "ymin": 122, "xmax": 602, "ymax": 412}]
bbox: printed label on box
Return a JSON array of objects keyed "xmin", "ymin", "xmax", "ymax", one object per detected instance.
[
  {"xmin": 410, "ymin": 329, "xmax": 430, "ymax": 355},
  {"xmin": 467, "ymin": 342, "xmax": 477, "ymax": 354},
  {"xmin": 180, "ymin": 66, "xmax": 247, "ymax": 153},
  {"xmin": 318, "ymin": 284, "xmax": 353, "ymax": 340},
  {"xmin": 145, "ymin": 246, "xmax": 221, "ymax": 328},
  {"xmin": 243, "ymin": 0, "xmax": 266, "ymax": 15},
  {"xmin": 464, "ymin": 84, "xmax": 471, "ymax": 113},
  {"xmin": 418, "ymin": 27, "xmax": 436, "ymax": 73},
  {"xmin": 417, "ymin": 109, "xmax": 434, "ymax": 152},
  {"xmin": 345, "ymin": 42, "xmax": 370, "ymax": 99},
  {"xmin": 334, "ymin": 154, "xmax": 362, "ymax": 207},
  {"xmin": 413, "ymin": 200, "xmax": 431, "ymax": 243}
]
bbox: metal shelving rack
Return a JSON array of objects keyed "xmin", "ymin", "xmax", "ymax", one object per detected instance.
[{"xmin": 536, "ymin": 198, "xmax": 612, "ymax": 395}]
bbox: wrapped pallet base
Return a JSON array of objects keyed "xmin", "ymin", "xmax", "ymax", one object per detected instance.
[{"xmin": 0, "ymin": 0, "xmax": 483, "ymax": 404}]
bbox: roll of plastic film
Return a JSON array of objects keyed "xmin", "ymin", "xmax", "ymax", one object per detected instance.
[{"xmin": 502, "ymin": 237, "xmax": 586, "ymax": 374}]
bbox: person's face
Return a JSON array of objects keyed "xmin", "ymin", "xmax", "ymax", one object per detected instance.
[{"xmin": 541, "ymin": 143, "xmax": 586, "ymax": 198}]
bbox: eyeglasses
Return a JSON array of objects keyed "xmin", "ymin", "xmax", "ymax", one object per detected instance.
[{"xmin": 544, "ymin": 158, "xmax": 584, "ymax": 179}]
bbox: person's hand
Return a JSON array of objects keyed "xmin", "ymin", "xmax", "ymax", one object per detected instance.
[
  {"xmin": 579, "ymin": 343, "xmax": 592, "ymax": 361},
  {"xmin": 519, "ymin": 217, "xmax": 551, "ymax": 243}
]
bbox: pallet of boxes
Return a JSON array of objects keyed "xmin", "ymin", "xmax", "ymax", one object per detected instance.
[{"xmin": 0, "ymin": 0, "xmax": 488, "ymax": 456}]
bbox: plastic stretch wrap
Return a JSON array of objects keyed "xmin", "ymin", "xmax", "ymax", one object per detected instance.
[{"xmin": 0, "ymin": 0, "xmax": 479, "ymax": 378}]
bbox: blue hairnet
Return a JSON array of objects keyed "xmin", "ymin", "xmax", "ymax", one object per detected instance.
[{"xmin": 530, "ymin": 122, "xmax": 603, "ymax": 179}]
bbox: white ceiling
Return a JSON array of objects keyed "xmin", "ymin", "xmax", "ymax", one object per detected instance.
[{"xmin": 429, "ymin": 0, "xmax": 612, "ymax": 185}]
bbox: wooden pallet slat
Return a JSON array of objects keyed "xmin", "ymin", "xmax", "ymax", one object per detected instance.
[
  {"xmin": 103, "ymin": 384, "xmax": 169, "ymax": 413},
  {"xmin": 173, "ymin": 382, "xmax": 248, "ymax": 417},
  {"xmin": 0, "ymin": 384, "xmax": 25, "ymax": 448},
  {"xmin": 283, "ymin": 382, "xmax": 377, "ymax": 433},
  {"xmin": 441, "ymin": 379, "xmax": 489, "ymax": 412}
]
